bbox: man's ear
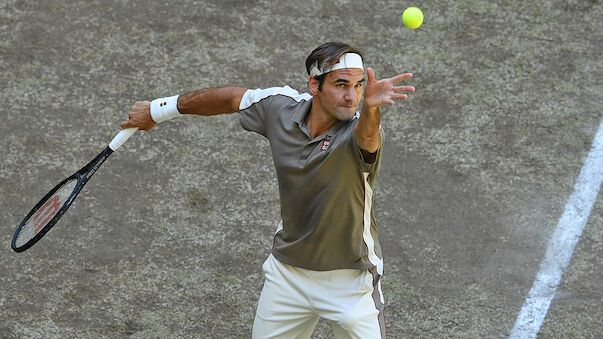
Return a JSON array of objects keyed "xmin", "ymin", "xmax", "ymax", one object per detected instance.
[{"xmin": 308, "ymin": 76, "xmax": 320, "ymax": 95}]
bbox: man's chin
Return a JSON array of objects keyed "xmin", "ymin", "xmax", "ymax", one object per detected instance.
[{"xmin": 336, "ymin": 107, "xmax": 358, "ymax": 120}]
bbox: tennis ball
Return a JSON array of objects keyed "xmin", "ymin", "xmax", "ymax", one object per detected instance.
[{"xmin": 402, "ymin": 7, "xmax": 423, "ymax": 29}]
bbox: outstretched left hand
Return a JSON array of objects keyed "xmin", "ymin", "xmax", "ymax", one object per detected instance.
[{"xmin": 362, "ymin": 67, "xmax": 415, "ymax": 109}]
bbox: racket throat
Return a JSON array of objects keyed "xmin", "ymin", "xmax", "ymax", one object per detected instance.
[{"xmin": 81, "ymin": 146, "xmax": 114, "ymax": 183}]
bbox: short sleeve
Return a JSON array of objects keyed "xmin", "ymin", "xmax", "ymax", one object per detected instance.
[
  {"xmin": 238, "ymin": 89, "xmax": 272, "ymax": 136},
  {"xmin": 238, "ymin": 86, "xmax": 306, "ymax": 137}
]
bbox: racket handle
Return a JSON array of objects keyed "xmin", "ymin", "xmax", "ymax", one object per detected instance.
[{"xmin": 109, "ymin": 128, "xmax": 137, "ymax": 151}]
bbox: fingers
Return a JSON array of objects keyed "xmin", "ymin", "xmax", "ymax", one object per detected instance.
[
  {"xmin": 366, "ymin": 67, "xmax": 412, "ymax": 85},
  {"xmin": 363, "ymin": 69, "xmax": 415, "ymax": 108},
  {"xmin": 390, "ymin": 73, "xmax": 413, "ymax": 84},
  {"xmin": 130, "ymin": 101, "xmax": 151, "ymax": 115},
  {"xmin": 131, "ymin": 100, "xmax": 151, "ymax": 109},
  {"xmin": 392, "ymin": 93, "xmax": 409, "ymax": 100},
  {"xmin": 375, "ymin": 93, "xmax": 409, "ymax": 107},
  {"xmin": 393, "ymin": 85, "xmax": 415, "ymax": 93},
  {"xmin": 120, "ymin": 113, "xmax": 136, "ymax": 130},
  {"xmin": 384, "ymin": 93, "xmax": 410, "ymax": 106},
  {"xmin": 366, "ymin": 67, "xmax": 377, "ymax": 83},
  {"xmin": 121, "ymin": 101, "xmax": 155, "ymax": 131},
  {"xmin": 120, "ymin": 120, "xmax": 137, "ymax": 130}
]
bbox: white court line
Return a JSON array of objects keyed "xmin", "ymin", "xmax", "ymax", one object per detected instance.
[{"xmin": 509, "ymin": 119, "xmax": 603, "ymax": 339}]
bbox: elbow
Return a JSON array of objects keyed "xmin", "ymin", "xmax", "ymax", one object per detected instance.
[{"xmin": 230, "ymin": 87, "xmax": 248, "ymax": 113}]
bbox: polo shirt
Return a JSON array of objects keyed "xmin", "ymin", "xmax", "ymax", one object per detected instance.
[{"xmin": 239, "ymin": 86, "xmax": 384, "ymax": 274}]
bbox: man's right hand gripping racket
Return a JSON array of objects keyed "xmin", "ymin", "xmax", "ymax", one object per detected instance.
[{"xmin": 11, "ymin": 127, "xmax": 137, "ymax": 252}]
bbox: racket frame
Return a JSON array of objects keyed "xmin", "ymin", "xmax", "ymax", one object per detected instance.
[
  {"xmin": 11, "ymin": 127, "xmax": 136, "ymax": 252},
  {"xmin": 11, "ymin": 147, "xmax": 113, "ymax": 252}
]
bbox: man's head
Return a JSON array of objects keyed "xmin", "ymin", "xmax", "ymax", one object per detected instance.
[
  {"xmin": 306, "ymin": 42, "xmax": 366, "ymax": 121},
  {"xmin": 305, "ymin": 42, "xmax": 365, "ymax": 91}
]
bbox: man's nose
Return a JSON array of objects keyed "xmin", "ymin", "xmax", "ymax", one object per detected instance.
[{"xmin": 343, "ymin": 87, "xmax": 356, "ymax": 101}]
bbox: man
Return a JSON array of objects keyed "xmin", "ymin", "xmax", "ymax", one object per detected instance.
[{"xmin": 121, "ymin": 42, "xmax": 414, "ymax": 338}]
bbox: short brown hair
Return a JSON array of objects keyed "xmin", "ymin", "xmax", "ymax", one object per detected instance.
[{"xmin": 305, "ymin": 42, "xmax": 364, "ymax": 90}]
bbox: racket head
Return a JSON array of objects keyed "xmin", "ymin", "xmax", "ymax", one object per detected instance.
[{"xmin": 11, "ymin": 174, "xmax": 84, "ymax": 252}]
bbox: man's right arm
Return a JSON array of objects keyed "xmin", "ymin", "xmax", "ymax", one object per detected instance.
[
  {"xmin": 120, "ymin": 86, "xmax": 248, "ymax": 131},
  {"xmin": 177, "ymin": 87, "xmax": 248, "ymax": 116}
]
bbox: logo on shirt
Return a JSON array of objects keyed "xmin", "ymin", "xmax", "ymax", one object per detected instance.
[{"xmin": 321, "ymin": 139, "xmax": 331, "ymax": 151}]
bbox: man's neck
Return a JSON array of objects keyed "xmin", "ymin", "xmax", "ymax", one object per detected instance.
[{"xmin": 307, "ymin": 102, "xmax": 337, "ymax": 139}]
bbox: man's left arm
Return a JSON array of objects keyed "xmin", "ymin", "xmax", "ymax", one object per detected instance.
[{"xmin": 354, "ymin": 67, "xmax": 415, "ymax": 154}]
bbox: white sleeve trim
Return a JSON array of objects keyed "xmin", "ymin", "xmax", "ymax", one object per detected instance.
[{"xmin": 239, "ymin": 86, "xmax": 312, "ymax": 111}]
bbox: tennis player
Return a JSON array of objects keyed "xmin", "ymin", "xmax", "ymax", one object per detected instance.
[{"xmin": 121, "ymin": 42, "xmax": 414, "ymax": 338}]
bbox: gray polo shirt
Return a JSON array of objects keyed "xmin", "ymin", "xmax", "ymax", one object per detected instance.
[{"xmin": 239, "ymin": 86, "xmax": 384, "ymax": 274}]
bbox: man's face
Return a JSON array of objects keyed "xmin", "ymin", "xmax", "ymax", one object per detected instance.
[{"xmin": 312, "ymin": 68, "xmax": 365, "ymax": 121}]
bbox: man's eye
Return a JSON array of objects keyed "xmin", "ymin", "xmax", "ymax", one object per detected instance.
[{"xmin": 355, "ymin": 83, "xmax": 363, "ymax": 88}]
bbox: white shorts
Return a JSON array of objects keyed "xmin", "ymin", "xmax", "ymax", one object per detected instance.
[{"xmin": 252, "ymin": 254, "xmax": 385, "ymax": 339}]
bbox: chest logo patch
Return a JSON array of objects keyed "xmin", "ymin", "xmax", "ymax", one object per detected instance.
[{"xmin": 321, "ymin": 139, "xmax": 331, "ymax": 151}]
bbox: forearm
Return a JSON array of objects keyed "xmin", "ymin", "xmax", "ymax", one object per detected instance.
[
  {"xmin": 177, "ymin": 87, "xmax": 248, "ymax": 116},
  {"xmin": 354, "ymin": 105, "xmax": 381, "ymax": 153},
  {"xmin": 121, "ymin": 87, "xmax": 248, "ymax": 131}
]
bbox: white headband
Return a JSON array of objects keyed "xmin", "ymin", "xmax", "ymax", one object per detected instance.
[{"xmin": 309, "ymin": 53, "xmax": 364, "ymax": 77}]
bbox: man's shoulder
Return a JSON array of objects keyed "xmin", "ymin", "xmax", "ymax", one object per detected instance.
[{"xmin": 239, "ymin": 86, "xmax": 312, "ymax": 110}]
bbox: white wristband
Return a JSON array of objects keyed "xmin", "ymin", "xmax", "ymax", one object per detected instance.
[{"xmin": 150, "ymin": 95, "xmax": 181, "ymax": 123}]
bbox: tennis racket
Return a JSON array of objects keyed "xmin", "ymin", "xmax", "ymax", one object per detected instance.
[{"xmin": 11, "ymin": 127, "xmax": 138, "ymax": 252}]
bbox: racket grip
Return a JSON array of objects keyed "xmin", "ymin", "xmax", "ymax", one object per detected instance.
[{"xmin": 109, "ymin": 128, "xmax": 137, "ymax": 151}]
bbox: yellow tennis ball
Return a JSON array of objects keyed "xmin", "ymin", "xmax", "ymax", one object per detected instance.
[{"xmin": 402, "ymin": 7, "xmax": 423, "ymax": 29}]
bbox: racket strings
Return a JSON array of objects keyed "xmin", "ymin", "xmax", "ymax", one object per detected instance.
[{"xmin": 14, "ymin": 179, "xmax": 78, "ymax": 248}]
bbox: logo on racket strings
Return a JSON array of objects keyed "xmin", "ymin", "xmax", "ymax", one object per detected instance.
[{"xmin": 33, "ymin": 195, "xmax": 60, "ymax": 233}]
